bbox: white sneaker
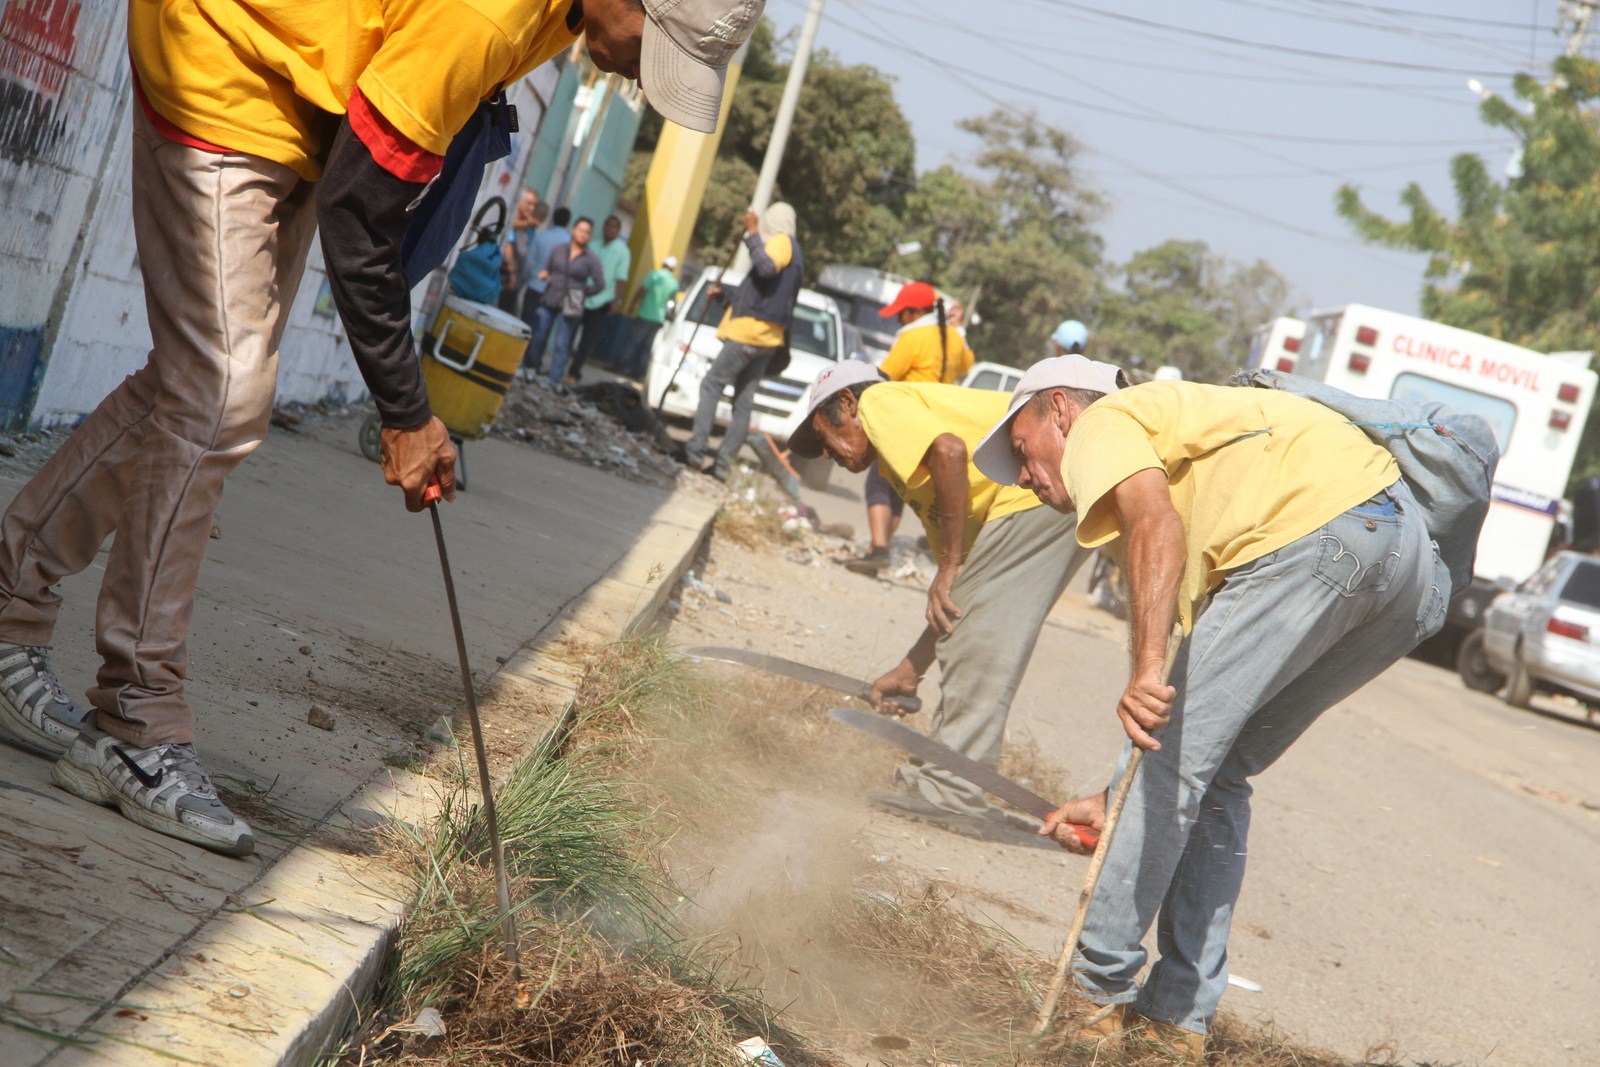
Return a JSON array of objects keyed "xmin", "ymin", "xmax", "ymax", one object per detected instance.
[
  {"xmin": 0, "ymin": 643, "xmax": 90, "ymax": 757},
  {"xmin": 52, "ymin": 722, "xmax": 255, "ymax": 857}
]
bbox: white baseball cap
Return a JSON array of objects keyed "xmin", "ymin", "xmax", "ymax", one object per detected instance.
[
  {"xmin": 787, "ymin": 361, "xmax": 887, "ymax": 459},
  {"xmin": 641, "ymin": 0, "xmax": 764, "ymax": 134},
  {"xmin": 662, "ymin": 254, "xmax": 679, "ymax": 269},
  {"xmin": 973, "ymin": 354, "xmax": 1125, "ymax": 485}
]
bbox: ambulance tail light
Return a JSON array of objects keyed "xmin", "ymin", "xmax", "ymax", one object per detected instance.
[
  {"xmin": 1547, "ymin": 617, "xmax": 1588, "ymax": 642},
  {"xmin": 1354, "ymin": 325, "xmax": 1379, "ymax": 346},
  {"xmin": 1283, "ymin": 336, "xmax": 1300, "ymax": 352},
  {"xmin": 1275, "ymin": 357, "xmax": 1296, "ymax": 372},
  {"xmin": 1559, "ymin": 382, "xmax": 1581, "ymax": 404},
  {"xmin": 1348, "ymin": 353, "xmax": 1372, "ymax": 374},
  {"xmin": 1551, "ymin": 410, "xmax": 1573, "ymax": 431}
]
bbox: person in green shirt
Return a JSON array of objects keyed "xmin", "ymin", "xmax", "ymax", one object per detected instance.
[
  {"xmin": 620, "ymin": 255, "xmax": 680, "ymax": 380},
  {"xmin": 570, "ymin": 215, "xmax": 632, "ymax": 381}
]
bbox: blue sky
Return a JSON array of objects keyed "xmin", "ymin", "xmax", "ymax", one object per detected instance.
[{"xmin": 760, "ymin": 0, "xmax": 1581, "ymax": 317}]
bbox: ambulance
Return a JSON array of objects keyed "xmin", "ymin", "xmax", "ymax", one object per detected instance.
[
  {"xmin": 1285, "ymin": 304, "xmax": 1597, "ymax": 635},
  {"xmin": 1245, "ymin": 316, "xmax": 1306, "ymax": 372}
]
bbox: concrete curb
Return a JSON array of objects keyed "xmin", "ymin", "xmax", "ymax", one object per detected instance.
[{"xmin": 47, "ymin": 488, "xmax": 717, "ymax": 1067}]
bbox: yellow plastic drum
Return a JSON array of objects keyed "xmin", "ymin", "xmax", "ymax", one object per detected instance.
[{"xmin": 420, "ymin": 295, "xmax": 531, "ymax": 439}]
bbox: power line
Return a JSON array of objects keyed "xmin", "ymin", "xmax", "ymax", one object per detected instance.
[
  {"xmin": 1021, "ymin": 0, "xmax": 1536, "ymax": 76},
  {"xmin": 817, "ymin": 4, "xmax": 1427, "ymax": 269}
]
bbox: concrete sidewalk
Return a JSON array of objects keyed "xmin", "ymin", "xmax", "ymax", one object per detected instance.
[{"xmin": 0, "ymin": 415, "xmax": 717, "ymax": 1066}]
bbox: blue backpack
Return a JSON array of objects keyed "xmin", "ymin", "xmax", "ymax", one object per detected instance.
[
  {"xmin": 1240, "ymin": 368, "xmax": 1500, "ymax": 597},
  {"xmin": 445, "ymin": 197, "xmax": 507, "ymax": 305}
]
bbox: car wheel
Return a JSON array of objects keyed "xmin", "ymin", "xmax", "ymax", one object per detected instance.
[
  {"xmin": 1456, "ymin": 629, "xmax": 1506, "ymax": 693},
  {"xmin": 1504, "ymin": 648, "xmax": 1534, "ymax": 709}
]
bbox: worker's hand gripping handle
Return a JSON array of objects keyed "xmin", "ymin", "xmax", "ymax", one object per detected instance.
[
  {"xmin": 423, "ymin": 480, "xmax": 444, "ymax": 507},
  {"xmin": 880, "ymin": 693, "xmax": 922, "ymax": 715}
]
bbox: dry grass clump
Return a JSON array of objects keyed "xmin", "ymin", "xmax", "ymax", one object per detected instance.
[{"xmin": 377, "ymin": 920, "xmax": 744, "ymax": 1067}]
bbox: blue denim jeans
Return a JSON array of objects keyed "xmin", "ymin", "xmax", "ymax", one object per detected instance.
[
  {"xmin": 544, "ymin": 314, "xmax": 583, "ymax": 388},
  {"xmin": 521, "ymin": 302, "xmax": 558, "ymax": 373},
  {"xmin": 1073, "ymin": 479, "xmax": 1449, "ymax": 1035},
  {"xmin": 684, "ymin": 341, "xmax": 774, "ymax": 476}
]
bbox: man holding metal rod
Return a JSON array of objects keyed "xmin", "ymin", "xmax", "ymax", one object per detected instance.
[{"xmin": 975, "ymin": 363, "xmax": 1465, "ymax": 1057}]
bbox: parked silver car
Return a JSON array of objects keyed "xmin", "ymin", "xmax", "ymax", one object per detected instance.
[{"xmin": 1463, "ymin": 551, "xmax": 1600, "ymax": 709}]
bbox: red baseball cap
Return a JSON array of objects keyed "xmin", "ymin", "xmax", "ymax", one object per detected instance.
[{"xmin": 879, "ymin": 280, "xmax": 939, "ymax": 318}]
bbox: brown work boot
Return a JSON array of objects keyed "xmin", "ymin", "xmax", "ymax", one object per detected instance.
[
  {"xmin": 1129, "ymin": 1010, "xmax": 1206, "ymax": 1062},
  {"xmin": 1073, "ymin": 1000, "xmax": 1134, "ymax": 1045}
]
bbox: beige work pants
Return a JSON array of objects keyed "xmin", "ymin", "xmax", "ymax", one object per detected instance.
[
  {"xmin": 897, "ymin": 504, "xmax": 1090, "ymax": 816},
  {"xmin": 0, "ymin": 105, "xmax": 317, "ymax": 745}
]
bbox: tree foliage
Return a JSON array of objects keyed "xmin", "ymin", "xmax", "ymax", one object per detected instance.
[
  {"xmin": 1336, "ymin": 53, "xmax": 1600, "ymax": 482},
  {"xmin": 623, "ymin": 18, "xmax": 1295, "ymax": 377},
  {"xmin": 1094, "ymin": 241, "xmax": 1290, "ymax": 383}
]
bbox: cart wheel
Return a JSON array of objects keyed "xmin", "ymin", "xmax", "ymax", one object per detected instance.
[
  {"xmin": 452, "ymin": 435, "xmax": 468, "ymax": 492},
  {"xmin": 358, "ymin": 414, "xmax": 382, "ymax": 463}
]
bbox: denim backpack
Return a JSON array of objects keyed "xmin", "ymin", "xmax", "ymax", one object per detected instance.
[{"xmin": 1238, "ymin": 368, "xmax": 1500, "ymax": 597}]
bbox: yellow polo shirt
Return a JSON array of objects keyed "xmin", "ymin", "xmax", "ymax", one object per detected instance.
[
  {"xmin": 879, "ymin": 317, "xmax": 975, "ymax": 384},
  {"xmin": 1063, "ymin": 381, "xmax": 1399, "ymax": 630},
  {"xmin": 129, "ymin": 0, "xmax": 579, "ymax": 181},
  {"xmin": 857, "ymin": 383, "xmax": 1040, "ymax": 562}
]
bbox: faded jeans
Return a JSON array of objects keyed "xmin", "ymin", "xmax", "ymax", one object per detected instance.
[
  {"xmin": 684, "ymin": 341, "xmax": 774, "ymax": 475},
  {"xmin": 1073, "ymin": 479, "xmax": 1449, "ymax": 1035}
]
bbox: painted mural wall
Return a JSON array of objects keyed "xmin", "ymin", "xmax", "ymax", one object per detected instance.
[{"xmin": 1, "ymin": 2, "xmax": 564, "ymax": 429}]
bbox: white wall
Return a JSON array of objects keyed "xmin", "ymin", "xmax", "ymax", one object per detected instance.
[{"xmin": 9, "ymin": 3, "xmax": 562, "ymax": 428}]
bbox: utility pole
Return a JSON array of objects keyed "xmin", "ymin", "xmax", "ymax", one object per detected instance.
[
  {"xmin": 731, "ymin": 0, "xmax": 825, "ymax": 273},
  {"xmin": 1560, "ymin": 0, "xmax": 1597, "ymax": 56}
]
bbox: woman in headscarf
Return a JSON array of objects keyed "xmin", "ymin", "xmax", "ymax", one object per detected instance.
[{"xmin": 681, "ymin": 203, "xmax": 805, "ymax": 481}]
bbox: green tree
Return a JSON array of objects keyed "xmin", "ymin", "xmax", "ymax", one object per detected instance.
[
  {"xmin": 626, "ymin": 19, "xmax": 916, "ymax": 278},
  {"xmin": 898, "ymin": 110, "xmax": 1105, "ymax": 366},
  {"xmin": 1094, "ymin": 240, "xmax": 1289, "ymax": 383},
  {"xmin": 1336, "ymin": 54, "xmax": 1600, "ymax": 482}
]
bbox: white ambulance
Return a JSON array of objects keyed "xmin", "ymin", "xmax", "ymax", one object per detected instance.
[
  {"xmin": 1283, "ymin": 304, "xmax": 1596, "ymax": 634},
  {"xmin": 1245, "ymin": 316, "xmax": 1306, "ymax": 372}
]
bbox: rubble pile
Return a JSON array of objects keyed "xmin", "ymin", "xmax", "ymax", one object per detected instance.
[{"xmin": 491, "ymin": 380, "xmax": 683, "ymax": 487}]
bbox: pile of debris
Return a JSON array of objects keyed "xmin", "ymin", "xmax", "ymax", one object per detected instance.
[{"xmin": 492, "ymin": 379, "xmax": 683, "ymax": 487}]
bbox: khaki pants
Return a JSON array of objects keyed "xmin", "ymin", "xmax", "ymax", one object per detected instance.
[
  {"xmin": 0, "ymin": 105, "xmax": 317, "ymax": 745},
  {"xmin": 897, "ymin": 505, "xmax": 1089, "ymax": 816}
]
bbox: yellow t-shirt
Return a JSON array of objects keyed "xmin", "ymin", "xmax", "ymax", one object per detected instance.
[
  {"xmin": 129, "ymin": 0, "xmax": 579, "ymax": 181},
  {"xmin": 717, "ymin": 235, "xmax": 794, "ymax": 348},
  {"xmin": 879, "ymin": 317, "xmax": 974, "ymax": 384},
  {"xmin": 857, "ymin": 383, "xmax": 1040, "ymax": 561},
  {"xmin": 1063, "ymin": 381, "xmax": 1400, "ymax": 631}
]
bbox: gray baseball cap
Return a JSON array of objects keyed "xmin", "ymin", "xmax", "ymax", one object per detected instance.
[
  {"xmin": 641, "ymin": 0, "xmax": 764, "ymax": 133},
  {"xmin": 973, "ymin": 354, "xmax": 1125, "ymax": 485},
  {"xmin": 787, "ymin": 360, "xmax": 887, "ymax": 459}
]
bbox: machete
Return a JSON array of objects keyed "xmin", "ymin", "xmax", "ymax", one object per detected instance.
[
  {"xmin": 829, "ymin": 706, "xmax": 1099, "ymax": 849},
  {"xmin": 684, "ymin": 646, "xmax": 921, "ymax": 714}
]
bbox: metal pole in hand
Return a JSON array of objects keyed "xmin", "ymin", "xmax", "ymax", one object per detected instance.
[
  {"xmin": 424, "ymin": 483, "xmax": 522, "ymax": 988},
  {"xmin": 1033, "ymin": 628, "xmax": 1183, "ymax": 1037}
]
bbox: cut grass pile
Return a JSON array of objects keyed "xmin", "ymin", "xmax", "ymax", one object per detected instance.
[{"xmin": 334, "ymin": 636, "xmax": 1405, "ymax": 1067}]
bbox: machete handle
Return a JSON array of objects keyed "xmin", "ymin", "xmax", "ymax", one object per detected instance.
[
  {"xmin": 1064, "ymin": 823, "xmax": 1100, "ymax": 850},
  {"xmin": 860, "ymin": 687, "xmax": 921, "ymax": 715}
]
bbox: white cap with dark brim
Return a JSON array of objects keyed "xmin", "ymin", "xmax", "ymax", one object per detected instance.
[
  {"xmin": 641, "ymin": 0, "xmax": 764, "ymax": 134},
  {"xmin": 973, "ymin": 354, "xmax": 1125, "ymax": 486},
  {"xmin": 787, "ymin": 360, "xmax": 887, "ymax": 459}
]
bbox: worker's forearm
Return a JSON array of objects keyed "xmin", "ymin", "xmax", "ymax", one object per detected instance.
[
  {"xmin": 926, "ymin": 434, "xmax": 970, "ymax": 567},
  {"xmin": 315, "ymin": 119, "xmax": 431, "ymax": 429},
  {"xmin": 1125, "ymin": 511, "xmax": 1185, "ymax": 674},
  {"xmin": 904, "ymin": 625, "xmax": 939, "ymax": 676}
]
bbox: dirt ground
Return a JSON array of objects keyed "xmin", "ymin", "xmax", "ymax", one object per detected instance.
[{"xmin": 653, "ymin": 466, "xmax": 1600, "ymax": 1067}]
